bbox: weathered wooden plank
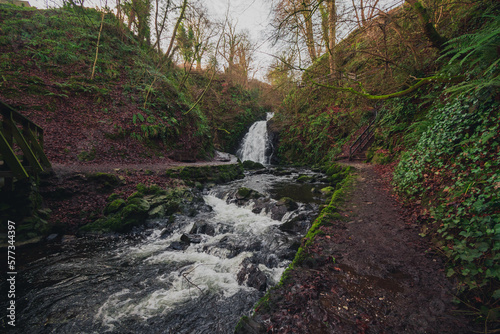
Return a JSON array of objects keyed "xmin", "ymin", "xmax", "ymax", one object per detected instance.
[
  {"xmin": 24, "ymin": 126, "xmax": 51, "ymax": 168},
  {"xmin": 0, "ymin": 130, "xmax": 29, "ymax": 179},
  {"xmin": 0, "ymin": 100, "xmax": 44, "ymax": 133},
  {"xmin": 5, "ymin": 118, "xmax": 44, "ymax": 173}
]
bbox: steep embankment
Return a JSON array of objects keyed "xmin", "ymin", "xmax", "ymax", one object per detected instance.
[
  {"xmin": 0, "ymin": 4, "xmax": 273, "ymax": 242},
  {"xmin": 270, "ymin": 0, "xmax": 499, "ymax": 328},
  {"xmin": 0, "ymin": 5, "xmax": 269, "ymax": 164}
]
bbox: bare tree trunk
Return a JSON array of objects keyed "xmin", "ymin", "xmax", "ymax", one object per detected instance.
[
  {"xmin": 153, "ymin": 0, "xmax": 171, "ymax": 54},
  {"xmin": 128, "ymin": 0, "xmax": 136, "ymax": 30},
  {"xmin": 319, "ymin": 3, "xmax": 329, "ymax": 50},
  {"xmin": 405, "ymin": 0, "xmax": 447, "ymax": 50},
  {"xmin": 164, "ymin": 0, "xmax": 188, "ymax": 61},
  {"xmin": 328, "ymin": 0, "xmax": 336, "ymax": 73},
  {"xmin": 300, "ymin": 0, "xmax": 317, "ymax": 61},
  {"xmin": 360, "ymin": 0, "xmax": 366, "ymax": 26}
]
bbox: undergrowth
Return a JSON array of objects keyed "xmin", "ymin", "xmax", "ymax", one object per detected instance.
[
  {"xmin": 393, "ymin": 92, "xmax": 500, "ymax": 316},
  {"xmin": 390, "ymin": 12, "xmax": 500, "ymax": 323},
  {"xmin": 0, "ymin": 4, "xmax": 271, "ymax": 161}
]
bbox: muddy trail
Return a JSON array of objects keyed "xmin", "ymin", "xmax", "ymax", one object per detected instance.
[
  {"xmin": 49, "ymin": 151, "xmax": 238, "ymax": 177},
  {"xmin": 246, "ymin": 162, "xmax": 474, "ymax": 333}
]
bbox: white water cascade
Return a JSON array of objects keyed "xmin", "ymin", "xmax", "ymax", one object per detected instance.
[{"xmin": 237, "ymin": 112, "xmax": 274, "ymax": 164}]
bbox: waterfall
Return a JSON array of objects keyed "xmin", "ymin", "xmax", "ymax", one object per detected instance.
[{"xmin": 237, "ymin": 113, "xmax": 274, "ymax": 165}]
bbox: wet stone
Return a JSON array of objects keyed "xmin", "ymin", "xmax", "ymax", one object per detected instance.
[
  {"xmin": 279, "ymin": 214, "xmax": 310, "ymax": 233},
  {"xmin": 238, "ymin": 263, "xmax": 267, "ymax": 291},
  {"xmin": 46, "ymin": 234, "xmax": 59, "ymax": 242},
  {"xmin": 190, "ymin": 223, "xmax": 215, "ymax": 236},
  {"xmin": 169, "ymin": 241, "xmax": 189, "ymax": 251},
  {"xmin": 180, "ymin": 233, "xmax": 202, "ymax": 244}
]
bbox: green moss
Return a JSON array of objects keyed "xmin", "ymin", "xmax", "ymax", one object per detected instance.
[
  {"xmin": 296, "ymin": 174, "xmax": 313, "ymax": 183},
  {"xmin": 326, "ymin": 164, "xmax": 342, "ymax": 176},
  {"xmin": 104, "ymin": 199, "xmax": 125, "ymax": 215},
  {"xmin": 237, "ymin": 187, "xmax": 252, "ymax": 198},
  {"xmin": 82, "ymin": 188, "xmax": 187, "ymax": 233},
  {"xmin": 241, "ymin": 160, "xmax": 265, "ymax": 170},
  {"xmin": 126, "ymin": 198, "xmax": 151, "ymax": 213},
  {"xmin": 320, "ymin": 186, "xmax": 335, "ymax": 196},
  {"xmin": 136, "ymin": 183, "xmax": 147, "ymax": 193},
  {"xmin": 107, "ymin": 193, "xmax": 121, "ymax": 202},
  {"xmin": 127, "ymin": 191, "xmax": 141, "ymax": 201}
]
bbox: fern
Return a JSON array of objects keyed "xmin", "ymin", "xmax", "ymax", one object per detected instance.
[{"xmin": 440, "ymin": 15, "xmax": 500, "ymax": 96}]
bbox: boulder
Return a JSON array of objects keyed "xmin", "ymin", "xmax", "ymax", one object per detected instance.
[
  {"xmin": 169, "ymin": 241, "xmax": 189, "ymax": 251},
  {"xmin": 180, "ymin": 233, "xmax": 202, "ymax": 244},
  {"xmin": 126, "ymin": 198, "xmax": 151, "ymax": 213},
  {"xmin": 148, "ymin": 204, "xmax": 165, "ymax": 218},
  {"xmin": 241, "ymin": 160, "xmax": 265, "ymax": 170},
  {"xmin": 190, "ymin": 223, "xmax": 215, "ymax": 236},
  {"xmin": 279, "ymin": 214, "xmax": 310, "ymax": 233},
  {"xmin": 277, "ymin": 197, "xmax": 298, "ymax": 211},
  {"xmin": 237, "ymin": 262, "xmax": 267, "ymax": 291}
]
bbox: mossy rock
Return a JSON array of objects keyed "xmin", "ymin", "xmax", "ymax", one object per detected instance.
[
  {"xmin": 104, "ymin": 198, "xmax": 126, "ymax": 215},
  {"xmin": 126, "ymin": 198, "xmax": 151, "ymax": 213},
  {"xmin": 164, "ymin": 199, "xmax": 181, "ymax": 216},
  {"xmin": 237, "ymin": 187, "xmax": 252, "ymax": 199},
  {"xmin": 166, "ymin": 165, "xmax": 244, "ymax": 184},
  {"xmin": 325, "ymin": 164, "xmax": 342, "ymax": 176},
  {"xmin": 143, "ymin": 184, "xmax": 167, "ymax": 195},
  {"xmin": 328, "ymin": 172, "xmax": 344, "ymax": 184},
  {"xmin": 127, "ymin": 191, "xmax": 142, "ymax": 201},
  {"xmin": 320, "ymin": 186, "xmax": 335, "ymax": 197},
  {"xmin": 277, "ymin": 197, "xmax": 298, "ymax": 211},
  {"xmin": 297, "ymin": 174, "xmax": 313, "ymax": 183},
  {"xmin": 82, "ymin": 215, "xmax": 121, "ymax": 233},
  {"xmin": 148, "ymin": 204, "xmax": 165, "ymax": 218},
  {"xmin": 236, "ymin": 187, "xmax": 263, "ymax": 200},
  {"xmin": 241, "ymin": 160, "xmax": 265, "ymax": 170},
  {"xmin": 150, "ymin": 194, "xmax": 170, "ymax": 206}
]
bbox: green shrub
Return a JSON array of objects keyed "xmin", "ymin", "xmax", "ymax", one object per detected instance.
[{"xmin": 394, "ymin": 93, "xmax": 500, "ymax": 299}]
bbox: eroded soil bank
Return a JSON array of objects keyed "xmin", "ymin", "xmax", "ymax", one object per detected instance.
[{"xmin": 241, "ymin": 162, "xmax": 476, "ymax": 333}]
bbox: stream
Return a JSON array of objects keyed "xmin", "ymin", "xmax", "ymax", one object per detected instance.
[{"xmin": 1, "ymin": 168, "xmax": 331, "ymax": 333}]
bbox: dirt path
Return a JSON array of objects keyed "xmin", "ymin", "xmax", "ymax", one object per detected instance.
[
  {"xmin": 49, "ymin": 152, "xmax": 238, "ymax": 177},
  {"xmin": 252, "ymin": 162, "xmax": 473, "ymax": 333}
]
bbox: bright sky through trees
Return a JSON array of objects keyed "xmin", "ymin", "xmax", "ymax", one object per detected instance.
[
  {"xmin": 25, "ymin": 0, "xmax": 401, "ymax": 80},
  {"xmin": 27, "ymin": 0, "xmax": 274, "ymax": 79}
]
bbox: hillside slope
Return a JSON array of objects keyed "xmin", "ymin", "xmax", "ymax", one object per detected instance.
[
  {"xmin": 0, "ymin": 4, "xmax": 270, "ymax": 164},
  {"xmin": 271, "ymin": 0, "xmax": 499, "ymax": 326}
]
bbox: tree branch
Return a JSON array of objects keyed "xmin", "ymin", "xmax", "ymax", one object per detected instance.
[{"xmin": 311, "ymin": 75, "xmax": 463, "ymax": 100}]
